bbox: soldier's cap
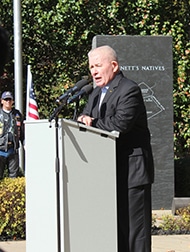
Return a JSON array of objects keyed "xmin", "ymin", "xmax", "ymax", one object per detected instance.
[{"xmin": 1, "ymin": 91, "xmax": 13, "ymax": 100}]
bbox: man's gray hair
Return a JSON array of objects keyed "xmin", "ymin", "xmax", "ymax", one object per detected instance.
[{"xmin": 88, "ymin": 45, "xmax": 119, "ymax": 62}]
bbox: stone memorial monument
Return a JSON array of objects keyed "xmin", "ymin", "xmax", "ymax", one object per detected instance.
[{"xmin": 92, "ymin": 35, "xmax": 173, "ymax": 209}]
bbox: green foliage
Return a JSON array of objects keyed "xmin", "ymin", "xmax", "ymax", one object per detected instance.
[
  {"xmin": 0, "ymin": 0, "xmax": 189, "ymax": 157},
  {"xmin": 0, "ymin": 177, "xmax": 25, "ymax": 239},
  {"xmin": 177, "ymin": 205, "xmax": 190, "ymax": 230},
  {"xmin": 159, "ymin": 205, "xmax": 190, "ymax": 232},
  {"xmin": 160, "ymin": 214, "xmax": 182, "ymax": 232}
]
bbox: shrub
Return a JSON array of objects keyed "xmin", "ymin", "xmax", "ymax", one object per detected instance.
[
  {"xmin": 176, "ymin": 205, "xmax": 190, "ymax": 231},
  {"xmin": 0, "ymin": 177, "xmax": 25, "ymax": 240},
  {"xmin": 153, "ymin": 206, "xmax": 190, "ymax": 235},
  {"xmin": 159, "ymin": 215, "xmax": 182, "ymax": 232}
]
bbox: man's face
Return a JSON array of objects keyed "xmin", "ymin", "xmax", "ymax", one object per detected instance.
[
  {"xmin": 1, "ymin": 98, "xmax": 13, "ymax": 111},
  {"xmin": 89, "ymin": 51, "xmax": 118, "ymax": 88}
]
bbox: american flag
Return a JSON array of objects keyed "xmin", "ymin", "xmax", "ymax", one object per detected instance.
[{"xmin": 26, "ymin": 65, "xmax": 39, "ymax": 120}]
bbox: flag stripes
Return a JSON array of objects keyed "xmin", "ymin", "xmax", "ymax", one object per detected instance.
[{"xmin": 26, "ymin": 65, "xmax": 39, "ymax": 120}]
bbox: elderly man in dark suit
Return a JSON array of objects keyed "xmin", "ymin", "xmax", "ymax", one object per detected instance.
[{"xmin": 78, "ymin": 45, "xmax": 154, "ymax": 252}]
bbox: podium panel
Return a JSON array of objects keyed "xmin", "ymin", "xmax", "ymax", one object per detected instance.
[
  {"xmin": 61, "ymin": 120, "xmax": 118, "ymax": 252},
  {"xmin": 25, "ymin": 120, "xmax": 58, "ymax": 252},
  {"xmin": 25, "ymin": 119, "xmax": 119, "ymax": 252}
]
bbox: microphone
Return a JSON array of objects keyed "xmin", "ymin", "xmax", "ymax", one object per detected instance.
[
  {"xmin": 67, "ymin": 84, "xmax": 93, "ymax": 104},
  {"xmin": 56, "ymin": 78, "xmax": 91, "ymax": 103}
]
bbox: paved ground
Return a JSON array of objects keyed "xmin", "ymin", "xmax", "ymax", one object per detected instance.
[
  {"xmin": 1, "ymin": 235, "xmax": 190, "ymax": 252},
  {"xmin": 0, "ymin": 240, "xmax": 25, "ymax": 252},
  {"xmin": 1, "ymin": 210, "xmax": 190, "ymax": 252},
  {"xmin": 153, "ymin": 235, "xmax": 190, "ymax": 252}
]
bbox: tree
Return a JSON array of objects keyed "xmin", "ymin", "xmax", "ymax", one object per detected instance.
[{"xmin": 0, "ymin": 0, "xmax": 189, "ymax": 157}]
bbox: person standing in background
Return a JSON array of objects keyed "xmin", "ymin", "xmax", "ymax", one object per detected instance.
[
  {"xmin": 0, "ymin": 91, "xmax": 24, "ymax": 179},
  {"xmin": 78, "ymin": 45, "xmax": 154, "ymax": 252}
]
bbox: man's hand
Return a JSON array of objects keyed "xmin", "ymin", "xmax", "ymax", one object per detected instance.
[{"xmin": 77, "ymin": 115, "xmax": 94, "ymax": 126}]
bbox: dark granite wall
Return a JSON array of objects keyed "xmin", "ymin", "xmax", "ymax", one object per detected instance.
[{"xmin": 92, "ymin": 35, "xmax": 174, "ymax": 209}]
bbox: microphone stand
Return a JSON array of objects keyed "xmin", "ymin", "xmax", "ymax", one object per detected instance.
[
  {"xmin": 49, "ymin": 100, "xmax": 67, "ymax": 252},
  {"xmin": 72, "ymin": 99, "xmax": 80, "ymax": 121}
]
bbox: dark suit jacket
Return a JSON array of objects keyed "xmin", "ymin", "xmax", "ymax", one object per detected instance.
[{"xmin": 82, "ymin": 71, "xmax": 154, "ymax": 188}]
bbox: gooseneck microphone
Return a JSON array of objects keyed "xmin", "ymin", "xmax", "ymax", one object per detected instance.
[
  {"xmin": 56, "ymin": 78, "xmax": 91, "ymax": 103},
  {"xmin": 67, "ymin": 84, "xmax": 93, "ymax": 104}
]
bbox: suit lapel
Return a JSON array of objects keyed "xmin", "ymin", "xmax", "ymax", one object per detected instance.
[
  {"xmin": 90, "ymin": 87, "xmax": 101, "ymax": 118},
  {"xmin": 90, "ymin": 72, "xmax": 124, "ymax": 118},
  {"xmin": 101, "ymin": 72, "xmax": 123, "ymax": 105}
]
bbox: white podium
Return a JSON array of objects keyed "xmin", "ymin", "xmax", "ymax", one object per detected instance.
[{"xmin": 25, "ymin": 119, "xmax": 119, "ymax": 252}]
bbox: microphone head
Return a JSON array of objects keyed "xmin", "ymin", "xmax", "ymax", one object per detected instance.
[
  {"xmin": 67, "ymin": 84, "xmax": 93, "ymax": 104},
  {"xmin": 75, "ymin": 78, "xmax": 92, "ymax": 90},
  {"xmin": 81, "ymin": 83, "xmax": 93, "ymax": 94},
  {"xmin": 55, "ymin": 78, "xmax": 91, "ymax": 104}
]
